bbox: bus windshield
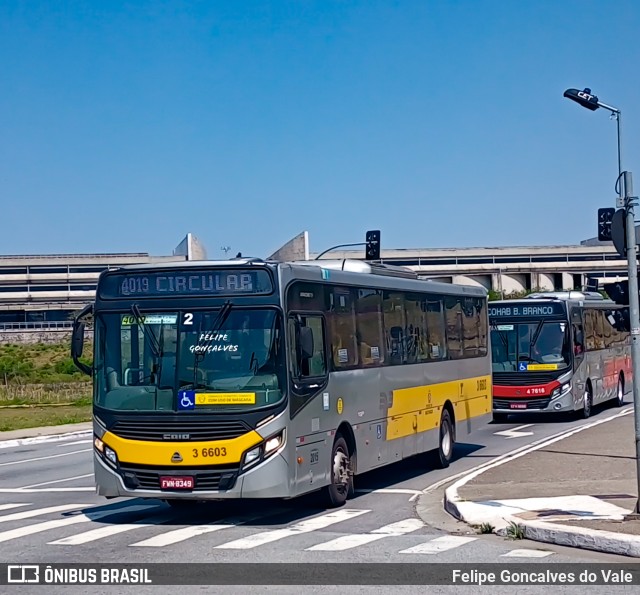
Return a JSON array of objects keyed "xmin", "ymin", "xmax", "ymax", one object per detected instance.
[
  {"xmin": 94, "ymin": 307, "xmax": 285, "ymax": 412},
  {"xmin": 490, "ymin": 320, "xmax": 571, "ymax": 372}
]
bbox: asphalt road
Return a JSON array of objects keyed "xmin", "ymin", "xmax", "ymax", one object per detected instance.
[{"xmin": 0, "ymin": 400, "xmax": 636, "ymax": 593}]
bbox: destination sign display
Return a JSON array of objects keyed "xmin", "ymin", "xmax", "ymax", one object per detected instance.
[
  {"xmin": 99, "ymin": 269, "xmax": 273, "ymax": 299},
  {"xmin": 488, "ymin": 301, "xmax": 566, "ymax": 319}
]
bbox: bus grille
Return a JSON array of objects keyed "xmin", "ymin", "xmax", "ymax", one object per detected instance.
[
  {"xmin": 493, "ymin": 397, "xmax": 551, "ymax": 410},
  {"xmin": 110, "ymin": 418, "xmax": 250, "ymax": 442},
  {"xmin": 118, "ymin": 464, "xmax": 239, "ymax": 491},
  {"xmin": 492, "ymin": 372, "xmax": 559, "ymax": 385}
]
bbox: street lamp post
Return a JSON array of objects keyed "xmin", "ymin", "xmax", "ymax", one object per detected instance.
[{"xmin": 564, "ymin": 87, "xmax": 640, "ymax": 516}]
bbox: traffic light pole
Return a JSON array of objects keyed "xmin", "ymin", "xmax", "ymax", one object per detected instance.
[
  {"xmin": 564, "ymin": 88, "xmax": 640, "ymax": 516},
  {"xmin": 623, "ymin": 171, "xmax": 640, "ymax": 517}
]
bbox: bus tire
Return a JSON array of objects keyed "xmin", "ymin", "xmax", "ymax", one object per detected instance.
[
  {"xmin": 432, "ymin": 409, "xmax": 455, "ymax": 469},
  {"xmin": 581, "ymin": 385, "xmax": 593, "ymax": 419},
  {"xmin": 323, "ymin": 435, "xmax": 352, "ymax": 508},
  {"xmin": 615, "ymin": 375, "xmax": 625, "ymax": 407}
]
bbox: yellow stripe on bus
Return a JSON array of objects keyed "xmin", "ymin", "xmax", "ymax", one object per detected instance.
[
  {"xmin": 386, "ymin": 374, "xmax": 492, "ymax": 440},
  {"xmin": 102, "ymin": 430, "xmax": 263, "ymax": 466}
]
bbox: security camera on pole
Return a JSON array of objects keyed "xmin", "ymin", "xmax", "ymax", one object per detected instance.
[{"xmin": 564, "ymin": 87, "xmax": 640, "ymax": 517}]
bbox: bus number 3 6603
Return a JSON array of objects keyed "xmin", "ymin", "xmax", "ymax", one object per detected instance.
[{"xmin": 192, "ymin": 447, "xmax": 227, "ymax": 458}]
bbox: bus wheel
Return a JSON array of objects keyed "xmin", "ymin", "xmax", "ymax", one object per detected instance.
[
  {"xmin": 323, "ymin": 435, "xmax": 352, "ymax": 508},
  {"xmin": 432, "ymin": 409, "xmax": 455, "ymax": 469},
  {"xmin": 615, "ymin": 376, "xmax": 625, "ymax": 407},
  {"xmin": 582, "ymin": 385, "xmax": 593, "ymax": 419}
]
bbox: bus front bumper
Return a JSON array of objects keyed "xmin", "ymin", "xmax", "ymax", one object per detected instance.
[
  {"xmin": 493, "ymin": 390, "xmax": 576, "ymax": 414},
  {"xmin": 94, "ymin": 451, "xmax": 292, "ymax": 500}
]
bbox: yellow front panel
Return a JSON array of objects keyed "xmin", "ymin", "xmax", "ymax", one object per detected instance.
[
  {"xmin": 386, "ymin": 374, "xmax": 492, "ymax": 440},
  {"xmin": 103, "ymin": 429, "xmax": 263, "ymax": 466}
]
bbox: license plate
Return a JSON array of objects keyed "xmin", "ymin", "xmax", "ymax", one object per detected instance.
[
  {"xmin": 160, "ymin": 476, "xmax": 194, "ymax": 490},
  {"xmin": 510, "ymin": 403, "xmax": 527, "ymax": 409}
]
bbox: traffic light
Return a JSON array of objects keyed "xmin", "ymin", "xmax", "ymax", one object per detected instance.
[
  {"xmin": 598, "ymin": 208, "xmax": 615, "ymax": 241},
  {"xmin": 365, "ymin": 230, "xmax": 380, "ymax": 260}
]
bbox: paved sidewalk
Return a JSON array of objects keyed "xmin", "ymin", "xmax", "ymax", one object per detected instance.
[
  {"xmin": 444, "ymin": 407, "xmax": 640, "ymax": 557},
  {"xmin": 0, "ymin": 421, "xmax": 92, "ymax": 447}
]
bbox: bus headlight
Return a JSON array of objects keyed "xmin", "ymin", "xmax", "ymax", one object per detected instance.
[
  {"xmin": 104, "ymin": 446, "xmax": 118, "ymax": 467},
  {"xmin": 242, "ymin": 429, "xmax": 286, "ymax": 471},
  {"xmin": 551, "ymin": 383, "xmax": 571, "ymax": 400},
  {"xmin": 94, "ymin": 435, "xmax": 118, "ymax": 468}
]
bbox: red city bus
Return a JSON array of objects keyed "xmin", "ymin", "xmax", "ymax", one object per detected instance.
[{"xmin": 489, "ymin": 291, "xmax": 631, "ymax": 421}]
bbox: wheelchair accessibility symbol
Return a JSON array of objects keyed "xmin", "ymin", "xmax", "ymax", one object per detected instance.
[
  {"xmin": 518, "ymin": 362, "xmax": 528, "ymax": 372},
  {"xmin": 178, "ymin": 392, "xmax": 195, "ymax": 410}
]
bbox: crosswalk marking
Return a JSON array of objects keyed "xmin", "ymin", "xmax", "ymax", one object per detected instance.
[
  {"xmin": 399, "ymin": 535, "xmax": 478, "ymax": 554},
  {"xmin": 306, "ymin": 518, "xmax": 424, "ymax": 551},
  {"xmin": 0, "ymin": 504, "xmax": 30, "ymax": 513},
  {"xmin": 501, "ymin": 549, "xmax": 554, "ymax": 558},
  {"xmin": 130, "ymin": 524, "xmax": 234, "ymax": 547},
  {"xmin": 0, "ymin": 503, "xmax": 83, "ymax": 524},
  {"xmin": 47, "ymin": 512, "xmax": 174, "ymax": 545},
  {"xmin": 0, "ymin": 504, "xmax": 153, "ymax": 544},
  {"xmin": 215, "ymin": 509, "xmax": 370, "ymax": 550},
  {"xmin": 129, "ymin": 505, "xmax": 289, "ymax": 548}
]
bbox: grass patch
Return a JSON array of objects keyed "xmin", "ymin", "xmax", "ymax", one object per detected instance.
[
  {"xmin": 476, "ymin": 522, "xmax": 495, "ymax": 534},
  {"xmin": 0, "ymin": 404, "xmax": 92, "ymax": 432},
  {"xmin": 506, "ymin": 521, "xmax": 526, "ymax": 540},
  {"xmin": 0, "ymin": 339, "xmax": 94, "ymax": 430}
]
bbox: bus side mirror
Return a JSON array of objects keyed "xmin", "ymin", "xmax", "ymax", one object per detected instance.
[
  {"xmin": 71, "ymin": 304, "xmax": 93, "ymax": 377},
  {"xmin": 72, "ymin": 321, "xmax": 85, "ymax": 359},
  {"xmin": 299, "ymin": 325, "xmax": 314, "ymax": 360}
]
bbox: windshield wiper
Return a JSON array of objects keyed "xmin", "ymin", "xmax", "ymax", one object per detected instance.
[
  {"xmin": 519, "ymin": 320, "xmax": 544, "ymax": 363},
  {"xmin": 181, "ymin": 301, "xmax": 233, "ymax": 391},
  {"xmin": 131, "ymin": 304, "xmax": 162, "ymax": 358}
]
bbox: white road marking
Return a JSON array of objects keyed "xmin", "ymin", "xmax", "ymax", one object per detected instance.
[
  {"xmin": 0, "ymin": 449, "xmax": 91, "ymax": 467},
  {"xmin": 493, "ymin": 424, "xmax": 535, "ymax": 439},
  {"xmin": 306, "ymin": 518, "xmax": 423, "ymax": 551},
  {"xmin": 501, "ymin": 549, "xmax": 554, "ymax": 557},
  {"xmin": 215, "ymin": 509, "xmax": 369, "ymax": 550},
  {"xmin": 0, "ymin": 504, "xmax": 154, "ymax": 543},
  {"xmin": 48, "ymin": 513, "xmax": 174, "ymax": 545},
  {"xmin": 399, "ymin": 535, "xmax": 477, "ymax": 554},
  {"xmin": 0, "ymin": 503, "xmax": 84, "ymax": 524},
  {"xmin": 57, "ymin": 440, "xmax": 91, "ymax": 447},
  {"xmin": 130, "ymin": 524, "xmax": 235, "ymax": 547},
  {"xmin": 20, "ymin": 474, "xmax": 93, "ymax": 489},
  {"xmin": 0, "ymin": 504, "xmax": 30, "ymax": 512},
  {"xmin": 0, "ymin": 488, "xmax": 95, "ymax": 493},
  {"xmin": 354, "ymin": 488, "xmax": 423, "ymax": 500}
]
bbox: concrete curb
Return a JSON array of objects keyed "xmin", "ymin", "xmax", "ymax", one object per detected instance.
[
  {"xmin": 0, "ymin": 423, "xmax": 92, "ymax": 449},
  {"xmin": 444, "ymin": 485, "xmax": 640, "ymax": 557},
  {"xmin": 440, "ymin": 407, "xmax": 640, "ymax": 557}
]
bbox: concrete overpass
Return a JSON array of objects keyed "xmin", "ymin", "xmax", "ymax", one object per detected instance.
[{"xmin": 268, "ymin": 231, "xmax": 629, "ymax": 295}]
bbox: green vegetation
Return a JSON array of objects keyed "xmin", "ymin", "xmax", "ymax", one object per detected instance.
[
  {"xmin": 505, "ymin": 521, "xmax": 526, "ymax": 540},
  {"xmin": 0, "ymin": 339, "xmax": 93, "ymax": 431}
]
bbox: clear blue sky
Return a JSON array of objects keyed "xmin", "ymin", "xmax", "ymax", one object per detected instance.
[{"xmin": 2, "ymin": 0, "xmax": 640, "ymax": 259}]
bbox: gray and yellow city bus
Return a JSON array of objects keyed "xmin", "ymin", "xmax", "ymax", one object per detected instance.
[
  {"xmin": 489, "ymin": 291, "xmax": 631, "ymax": 421},
  {"xmin": 71, "ymin": 257, "xmax": 492, "ymax": 508}
]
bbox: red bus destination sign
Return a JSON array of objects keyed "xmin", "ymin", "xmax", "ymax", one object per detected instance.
[{"xmin": 99, "ymin": 269, "xmax": 274, "ymax": 298}]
